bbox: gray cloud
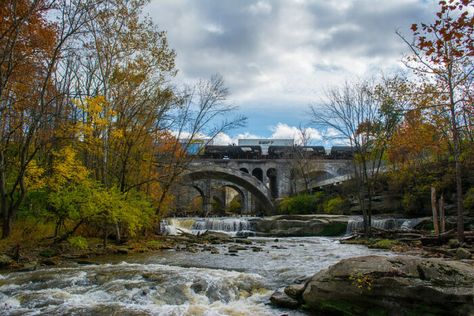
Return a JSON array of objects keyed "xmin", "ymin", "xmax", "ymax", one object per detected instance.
[{"xmin": 147, "ymin": 0, "xmax": 436, "ymax": 110}]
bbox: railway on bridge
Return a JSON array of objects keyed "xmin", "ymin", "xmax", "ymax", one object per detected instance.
[{"xmin": 174, "ymin": 158, "xmax": 353, "ymax": 215}]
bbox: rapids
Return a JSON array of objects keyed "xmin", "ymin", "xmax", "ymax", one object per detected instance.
[{"xmin": 0, "ymin": 218, "xmax": 393, "ymax": 315}]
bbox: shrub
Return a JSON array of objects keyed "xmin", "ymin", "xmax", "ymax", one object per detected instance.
[
  {"xmin": 464, "ymin": 187, "xmax": 474, "ymax": 214},
  {"xmin": 279, "ymin": 194, "xmax": 318, "ymax": 214},
  {"xmin": 228, "ymin": 198, "xmax": 241, "ymax": 213},
  {"xmin": 68, "ymin": 236, "xmax": 88, "ymax": 250},
  {"xmin": 369, "ymin": 239, "xmax": 399, "ymax": 250},
  {"xmin": 323, "ymin": 196, "xmax": 349, "ymax": 214}
]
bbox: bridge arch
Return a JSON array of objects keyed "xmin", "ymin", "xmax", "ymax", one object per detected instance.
[{"xmin": 182, "ymin": 166, "xmax": 274, "ymax": 213}]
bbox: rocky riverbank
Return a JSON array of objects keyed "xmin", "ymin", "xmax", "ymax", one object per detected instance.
[
  {"xmin": 271, "ymin": 255, "xmax": 474, "ymax": 315},
  {"xmin": 0, "ymin": 231, "xmax": 269, "ymax": 272}
]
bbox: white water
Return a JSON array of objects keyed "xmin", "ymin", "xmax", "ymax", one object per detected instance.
[
  {"xmin": 346, "ymin": 216, "xmax": 427, "ymax": 234},
  {"xmin": 161, "ymin": 217, "xmax": 256, "ymax": 237},
  {"xmin": 0, "ymin": 217, "xmax": 396, "ymax": 315}
]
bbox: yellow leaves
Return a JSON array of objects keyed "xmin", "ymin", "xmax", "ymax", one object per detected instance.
[
  {"xmin": 24, "ymin": 160, "xmax": 45, "ymax": 190},
  {"xmin": 48, "ymin": 146, "xmax": 89, "ymax": 191},
  {"xmin": 349, "ymin": 272, "xmax": 373, "ymax": 292}
]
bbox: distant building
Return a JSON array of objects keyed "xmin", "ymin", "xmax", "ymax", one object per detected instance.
[
  {"xmin": 179, "ymin": 138, "xmax": 213, "ymax": 155},
  {"xmin": 238, "ymin": 138, "xmax": 294, "ymax": 155}
]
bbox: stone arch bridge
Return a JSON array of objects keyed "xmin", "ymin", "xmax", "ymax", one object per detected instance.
[{"xmin": 176, "ymin": 159, "xmax": 352, "ymax": 215}]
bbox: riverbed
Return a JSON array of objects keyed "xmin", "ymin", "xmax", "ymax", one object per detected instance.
[{"xmin": 0, "ymin": 235, "xmax": 391, "ymax": 315}]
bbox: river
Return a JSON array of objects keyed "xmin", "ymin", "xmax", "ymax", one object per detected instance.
[{"xmin": 0, "ymin": 218, "xmax": 393, "ymax": 315}]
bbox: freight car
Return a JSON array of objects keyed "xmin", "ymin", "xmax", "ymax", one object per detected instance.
[
  {"xmin": 203, "ymin": 145, "xmax": 262, "ymax": 159},
  {"xmin": 329, "ymin": 146, "xmax": 354, "ymax": 159},
  {"xmin": 268, "ymin": 145, "xmax": 326, "ymax": 159}
]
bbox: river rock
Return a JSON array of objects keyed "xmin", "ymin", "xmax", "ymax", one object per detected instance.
[
  {"xmin": 455, "ymin": 247, "xmax": 472, "ymax": 260},
  {"xmin": 0, "ymin": 254, "xmax": 13, "ymax": 267},
  {"xmin": 284, "ymin": 283, "xmax": 306, "ymax": 299},
  {"xmin": 270, "ymin": 290, "xmax": 301, "ymax": 309},
  {"xmin": 301, "ymin": 255, "xmax": 474, "ymax": 315}
]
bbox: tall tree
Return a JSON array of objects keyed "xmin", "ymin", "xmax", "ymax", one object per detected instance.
[
  {"xmin": 398, "ymin": 0, "xmax": 473, "ymax": 241},
  {"xmin": 0, "ymin": 0, "xmax": 94, "ymax": 238},
  {"xmin": 310, "ymin": 76, "xmax": 406, "ymax": 235}
]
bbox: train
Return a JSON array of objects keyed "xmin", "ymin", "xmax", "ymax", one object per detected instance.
[{"xmin": 198, "ymin": 145, "xmax": 354, "ymax": 159}]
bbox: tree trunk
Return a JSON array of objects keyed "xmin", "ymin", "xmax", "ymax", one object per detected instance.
[
  {"xmin": 439, "ymin": 194, "xmax": 445, "ymax": 234},
  {"xmin": 431, "ymin": 187, "xmax": 439, "ymax": 236}
]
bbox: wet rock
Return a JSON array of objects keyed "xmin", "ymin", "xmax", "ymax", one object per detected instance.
[
  {"xmin": 284, "ymin": 283, "xmax": 306, "ymax": 300},
  {"xmin": 228, "ymin": 246, "xmax": 239, "ymax": 253},
  {"xmin": 251, "ymin": 246, "xmax": 262, "ymax": 252},
  {"xmin": 116, "ymin": 247, "xmax": 130, "ymax": 255},
  {"xmin": 142, "ymin": 273, "xmax": 165, "ymax": 283},
  {"xmin": 210, "ymin": 248, "xmax": 219, "ymax": 254},
  {"xmin": 234, "ymin": 238, "xmax": 252, "ymax": 245},
  {"xmin": 175, "ymin": 244, "xmax": 186, "ymax": 251},
  {"xmin": 17, "ymin": 261, "xmax": 38, "ymax": 272},
  {"xmin": 270, "ymin": 290, "xmax": 301, "ymax": 309},
  {"xmin": 456, "ymin": 248, "xmax": 472, "ymax": 260},
  {"xmin": 76, "ymin": 260, "xmax": 97, "ymax": 265},
  {"xmin": 0, "ymin": 254, "xmax": 13, "ymax": 267},
  {"xmin": 40, "ymin": 258, "xmax": 58, "ymax": 266},
  {"xmin": 302, "ymin": 255, "xmax": 474, "ymax": 315},
  {"xmin": 187, "ymin": 247, "xmax": 198, "ymax": 253}
]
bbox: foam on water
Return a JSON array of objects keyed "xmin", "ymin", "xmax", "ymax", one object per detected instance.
[
  {"xmin": 346, "ymin": 216, "xmax": 427, "ymax": 234},
  {"xmin": 0, "ymin": 262, "xmax": 287, "ymax": 316},
  {"xmin": 161, "ymin": 217, "xmax": 257, "ymax": 237}
]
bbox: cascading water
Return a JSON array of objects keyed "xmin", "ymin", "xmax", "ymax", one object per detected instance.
[
  {"xmin": 0, "ymin": 237, "xmax": 391, "ymax": 315},
  {"xmin": 346, "ymin": 216, "xmax": 428, "ymax": 234},
  {"xmin": 161, "ymin": 217, "xmax": 257, "ymax": 237}
]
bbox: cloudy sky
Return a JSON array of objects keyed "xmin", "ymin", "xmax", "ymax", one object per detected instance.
[{"xmin": 147, "ymin": 0, "xmax": 437, "ymax": 145}]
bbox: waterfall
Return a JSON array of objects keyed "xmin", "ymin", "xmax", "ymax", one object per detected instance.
[
  {"xmin": 346, "ymin": 216, "xmax": 426, "ymax": 235},
  {"xmin": 161, "ymin": 217, "xmax": 256, "ymax": 237}
]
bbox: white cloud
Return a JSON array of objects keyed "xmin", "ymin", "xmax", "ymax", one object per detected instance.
[
  {"xmin": 247, "ymin": 1, "xmax": 272, "ymax": 15},
  {"xmin": 270, "ymin": 123, "xmax": 322, "ymax": 145},
  {"xmin": 212, "ymin": 132, "xmax": 233, "ymax": 145},
  {"xmin": 203, "ymin": 23, "xmax": 224, "ymax": 35}
]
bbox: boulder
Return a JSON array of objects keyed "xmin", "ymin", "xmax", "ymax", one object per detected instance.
[
  {"xmin": 302, "ymin": 255, "xmax": 474, "ymax": 315},
  {"xmin": 270, "ymin": 290, "xmax": 301, "ymax": 309},
  {"xmin": 284, "ymin": 283, "xmax": 306, "ymax": 299},
  {"xmin": 0, "ymin": 254, "xmax": 13, "ymax": 267},
  {"xmin": 455, "ymin": 248, "xmax": 472, "ymax": 260}
]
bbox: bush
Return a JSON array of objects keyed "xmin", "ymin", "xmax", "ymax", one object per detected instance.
[
  {"xmin": 323, "ymin": 196, "xmax": 349, "ymax": 215},
  {"xmin": 68, "ymin": 236, "xmax": 88, "ymax": 250},
  {"xmin": 279, "ymin": 194, "xmax": 320, "ymax": 214},
  {"xmin": 227, "ymin": 198, "xmax": 241, "ymax": 213},
  {"xmin": 369, "ymin": 239, "xmax": 399, "ymax": 250},
  {"xmin": 464, "ymin": 187, "xmax": 474, "ymax": 214}
]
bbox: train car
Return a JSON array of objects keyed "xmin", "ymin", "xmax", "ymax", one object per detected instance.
[
  {"xmin": 267, "ymin": 146, "xmax": 294, "ymax": 159},
  {"xmin": 237, "ymin": 145, "xmax": 261, "ymax": 159},
  {"xmin": 203, "ymin": 145, "xmax": 262, "ymax": 159},
  {"xmin": 268, "ymin": 145, "xmax": 327, "ymax": 159},
  {"xmin": 300, "ymin": 146, "xmax": 326, "ymax": 158},
  {"xmin": 329, "ymin": 146, "xmax": 354, "ymax": 159}
]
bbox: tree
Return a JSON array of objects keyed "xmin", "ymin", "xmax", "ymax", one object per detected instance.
[
  {"xmin": 155, "ymin": 74, "xmax": 246, "ymax": 217},
  {"xmin": 398, "ymin": 0, "xmax": 473, "ymax": 241},
  {"xmin": 0, "ymin": 0, "xmax": 95, "ymax": 238},
  {"xmin": 310, "ymin": 76, "xmax": 406, "ymax": 235}
]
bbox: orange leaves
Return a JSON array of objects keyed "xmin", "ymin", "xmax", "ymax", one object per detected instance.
[{"xmin": 388, "ymin": 110, "xmax": 448, "ymax": 165}]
